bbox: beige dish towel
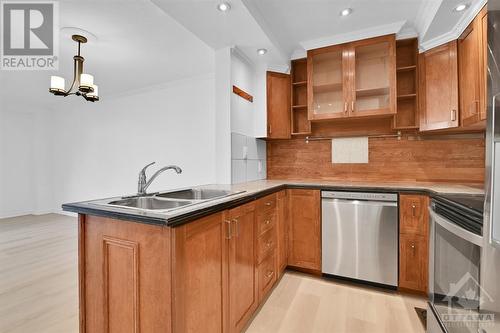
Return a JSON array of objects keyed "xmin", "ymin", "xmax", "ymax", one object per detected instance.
[{"xmin": 331, "ymin": 137, "xmax": 369, "ymax": 164}]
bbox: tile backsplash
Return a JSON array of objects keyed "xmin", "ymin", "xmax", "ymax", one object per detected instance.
[{"xmin": 231, "ymin": 132, "xmax": 266, "ymax": 184}]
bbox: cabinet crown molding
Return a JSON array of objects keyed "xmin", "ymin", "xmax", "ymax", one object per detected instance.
[{"xmin": 300, "ymin": 20, "xmax": 406, "ymax": 51}]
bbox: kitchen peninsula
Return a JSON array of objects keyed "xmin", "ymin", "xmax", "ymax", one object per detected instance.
[{"xmin": 63, "ymin": 180, "xmax": 483, "ymax": 333}]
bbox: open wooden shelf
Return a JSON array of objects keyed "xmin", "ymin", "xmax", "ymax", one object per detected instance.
[
  {"xmin": 397, "ymin": 65, "xmax": 417, "ymax": 72},
  {"xmin": 356, "ymin": 87, "xmax": 390, "ymax": 98},
  {"xmin": 313, "ymin": 82, "xmax": 342, "ymax": 93},
  {"xmin": 291, "ymin": 58, "xmax": 311, "ymax": 134},
  {"xmin": 291, "ymin": 131, "xmax": 311, "ymax": 136},
  {"xmin": 393, "ymin": 38, "xmax": 419, "ymax": 130},
  {"xmin": 397, "ymin": 93, "xmax": 417, "ymax": 99}
]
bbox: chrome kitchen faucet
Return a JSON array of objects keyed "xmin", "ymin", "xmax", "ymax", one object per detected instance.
[{"xmin": 137, "ymin": 162, "xmax": 182, "ymax": 195}]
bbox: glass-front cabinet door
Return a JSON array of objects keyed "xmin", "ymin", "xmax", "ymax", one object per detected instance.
[
  {"xmin": 351, "ymin": 35, "xmax": 396, "ymax": 117},
  {"xmin": 307, "ymin": 45, "xmax": 349, "ymax": 120}
]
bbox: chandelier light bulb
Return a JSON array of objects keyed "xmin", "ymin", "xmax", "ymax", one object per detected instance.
[{"xmin": 50, "ymin": 76, "xmax": 65, "ymax": 91}]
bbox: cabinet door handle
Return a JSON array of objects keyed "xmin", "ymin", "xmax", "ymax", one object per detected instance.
[
  {"xmin": 269, "ymin": 125, "xmax": 272, "ymax": 134},
  {"xmin": 412, "ymin": 204, "xmax": 416, "ymax": 217},
  {"xmin": 351, "ymin": 101, "xmax": 355, "ymax": 112},
  {"xmin": 451, "ymin": 109, "xmax": 457, "ymax": 121},
  {"xmin": 266, "ymin": 270, "xmax": 274, "ymax": 278},
  {"xmin": 265, "ymin": 202, "xmax": 272, "ymax": 206},
  {"xmin": 344, "ymin": 102, "xmax": 348, "ymax": 113},
  {"xmin": 232, "ymin": 218, "xmax": 239, "ymax": 237},
  {"xmin": 225, "ymin": 220, "xmax": 232, "ymax": 240},
  {"xmin": 265, "ymin": 219, "xmax": 271, "ymax": 225},
  {"xmin": 266, "ymin": 241, "xmax": 273, "ymax": 248},
  {"xmin": 411, "ymin": 243, "xmax": 416, "ymax": 251}
]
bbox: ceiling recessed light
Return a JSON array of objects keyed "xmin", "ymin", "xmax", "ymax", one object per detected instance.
[
  {"xmin": 217, "ymin": 2, "xmax": 231, "ymax": 12},
  {"xmin": 340, "ymin": 8, "xmax": 352, "ymax": 16},
  {"xmin": 454, "ymin": 4, "xmax": 468, "ymax": 11},
  {"xmin": 257, "ymin": 48, "xmax": 267, "ymax": 55}
]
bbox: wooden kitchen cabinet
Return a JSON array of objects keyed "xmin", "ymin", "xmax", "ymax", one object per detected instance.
[
  {"xmin": 350, "ymin": 35, "xmax": 397, "ymax": 117},
  {"xmin": 308, "ymin": 43, "xmax": 349, "ymax": 120},
  {"xmin": 287, "ymin": 189, "xmax": 321, "ymax": 271},
  {"xmin": 226, "ymin": 202, "xmax": 258, "ymax": 333},
  {"xmin": 399, "ymin": 194, "xmax": 429, "ymax": 236},
  {"xmin": 267, "ymin": 71, "xmax": 291, "ymax": 139},
  {"xmin": 419, "ymin": 41, "xmax": 459, "ymax": 131},
  {"xmin": 277, "ymin": 190, "xmax": 288, "ymax": 275},
  {"xmin": 80, "ymin": 215, "xmax": 172, "ymax": 333},
  {"xmin": 479, "ymin": 6, "xmax": 488, "ymax": 123},
  {"xmin": 399, "ymin": 234, "xmax": 428, "ymax": 293},
  {"xmin": 399, "ymin": 194, "xmax": 429, "ymax": 293},
  {"xmin": 307, "ymin": 34, "xmax": 396, "ymax": 121},
  {"xmin": 459, "ymin": 5, "xmax": 487, "ymax": 128},
  {"xmin": 173, "ymin": 213, "xmax": 227, "ymax": 333}
]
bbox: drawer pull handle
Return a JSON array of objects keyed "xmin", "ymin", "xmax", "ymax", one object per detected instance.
[
  {"xmin": 266, "ymin": 271, "xmax": 274, "ymax": 278},
  {"xmin": 265, "ymin": 202, "xmax": 272, "ymax": 206},
  {"xmin": 265, "ymin": 220, "xmax": 271, "ymax": 225},
  {"xmin": 232, "ymin": 218, "xmax": 239, "ymax": 237},
  {"xmin": 225, "ymin": 220, "xmax": 232, "ymax": 240},
  {"xmin": 451, "ymin": 109, "xmax": 457, "ymax": 121}
]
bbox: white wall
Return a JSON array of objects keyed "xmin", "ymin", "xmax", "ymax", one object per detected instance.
[
  {"xmin": 231, "ymin": 51, "xmax": 256, "ymax": 137},
  {"xmin": 215, "ymin": 48, "xmax": 232, "ymax": 184},
  {"xmin": 230, "ymin": 50, "xmax": 266, "ymax": 184},
  {"xmin": 49, "ymin": 75, "xmax": 216, "ymax": 211},
  {"xmin": 0, "ymin": 111, "xmax": 36, "ymax": 218}
]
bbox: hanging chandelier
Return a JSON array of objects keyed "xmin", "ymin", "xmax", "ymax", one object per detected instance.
[{"xmin": 49, "ymin": 34, "xmax": 99, "ymax": 102}]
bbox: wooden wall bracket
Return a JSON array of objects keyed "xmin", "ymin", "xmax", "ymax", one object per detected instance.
[{"xmin": 233, "ymin": 85, "xmax": 253, "ymax": 103}]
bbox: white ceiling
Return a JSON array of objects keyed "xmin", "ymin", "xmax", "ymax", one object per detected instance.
[
  {"xmin": 151, "ymin": 0, "xmax": 289, "ymax": 69},
  {"xmin": 153, "ymin": 0, "xmax": 485, "ymax": 60},
  {"xmin": 244, "ymin": 0, "xmax": 421, "ymax": 55},
  {"xmin": 0, "ymin": 0, "xmax": 214, "ymax": 111}
]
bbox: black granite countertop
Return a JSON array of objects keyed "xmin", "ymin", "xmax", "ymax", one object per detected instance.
[{"xmin": 62, "ymin": 180, "xmax": 484, "ymax": 227}]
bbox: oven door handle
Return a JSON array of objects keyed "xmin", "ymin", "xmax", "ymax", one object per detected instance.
[{"xmin": 430, "ymin": 210, "xmax": 484, "ymax": 247}]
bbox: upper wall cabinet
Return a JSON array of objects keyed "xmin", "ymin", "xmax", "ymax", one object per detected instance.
[
  {"xmin": 266, "ymin": 71, "xmax": 291, "ymax": 139},
  {"xmin": 307, "ymin": 34, "xmax": 396, "ymax": 121},
  {"xmin": 307, "ymin": 44, "xmax": 348, "ymax": 120},
  {"xmin": 419, "ymin": 40, "xmax": 459, "ymax": 131},
  {"xmin": 351, "ymin": 36, "xmax": 397, "ymax": 117},
  {"xmin": 458, "ymin": 5, "xmax": 487, "ymax": 129}
]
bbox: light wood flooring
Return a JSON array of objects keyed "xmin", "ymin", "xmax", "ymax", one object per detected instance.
[
  {"xmin": 246, "ymin": 272, "xmax": 427, "ymax": 333},
  {"xmin": 0, "ymin": 214, "xmax": 426, "ymax": 333},
  {"xmin": 0, "ymin": 214, "xmax": 78, "ymax": 333}
]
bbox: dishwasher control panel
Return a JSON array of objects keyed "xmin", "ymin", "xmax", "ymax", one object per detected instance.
[{"xmin": 321, "ymin": 191, "xmax": 398, "ymax": 202}]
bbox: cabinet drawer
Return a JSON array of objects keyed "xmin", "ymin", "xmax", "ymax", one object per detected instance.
[
  {"xmin": 256, "ymin": 194, "xmax": 277, "ymax": 212},
  {"xmin": 256, "ymin": 210, "xmax": 276, "ymax": 236},
  {"xmin": 258, "ymin": 252, "xmax": 277, "ymax": 301},
  {"xmin": 399, "ymin": 233, "xmax": 428, "ymax": 293},
  {"xmin": 400, "ymin": 194, "xmax": 429, "ymax": 236},
  {"xmin": 257, "ymin": 226, "xmax": 276, "ymax": 263}
]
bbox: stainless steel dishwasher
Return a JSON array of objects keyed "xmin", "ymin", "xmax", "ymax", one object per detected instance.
[{"xmin": 321, "ymin": 191, "xmax": 398, "ymax": 288}]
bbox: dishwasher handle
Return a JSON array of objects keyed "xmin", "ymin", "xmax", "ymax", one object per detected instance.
[{"xmin": 322, "ymin": 197, "xmax": 398, "ymax": 207}]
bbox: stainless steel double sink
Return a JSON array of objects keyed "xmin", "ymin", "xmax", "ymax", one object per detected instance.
[{"xmin": 106, "ymin": 188, "xmax": 244, "ymax": 212}]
